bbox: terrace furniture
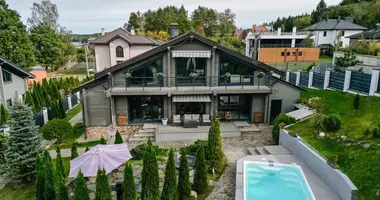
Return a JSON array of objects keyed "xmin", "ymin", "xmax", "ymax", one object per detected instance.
[
  {"xmin": 214, "ymin": 111, "xmax": 221, "ymax": 121},
  {"xmin": 202, "ymin": 114, "xmax": 211, "ymax": 125},
  {"xmin": 184, "ymin": 114, "xmax": 192, "ymax": 122},
  {"xmin": 225, "ymin": 112, "xmax": 232, "ymax": 122},
  {"xmin": 192, "ymin": 114, "xmax": 200, "ymax": 123},
  {"xmin": 184, "ymin": 120, "xmax": 198, "ymax": 128},
  {"xmin": 172, "ymin": 115, "xmax": 182, "ymax": 126}
]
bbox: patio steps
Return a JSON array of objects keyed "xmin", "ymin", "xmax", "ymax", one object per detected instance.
[
  {"xmin": 254, "ymin": 147, "xmax": 269, "ymax": 155},
  {"xmin": 132, "ymin": 125, "xmax": 157, "ymax": 141}
]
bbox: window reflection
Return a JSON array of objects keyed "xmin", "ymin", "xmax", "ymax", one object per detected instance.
[
  {"xmin": 219, "ymin": 56, "xmax": 255, "ymax": 85},
  {"xmin": 175, "ymin": 57, "xmax": 206, "ymax": 85},
  {"xmin": 128, "ymin": 96, "xmax": 163, "ymax": 122},
  {"xmin": 219, "ymin": 95, "xmax": 251, "ymax": 120},
  {"xmin": 129, "ymin": 57, "xmax": 163, "ymax": 87}
]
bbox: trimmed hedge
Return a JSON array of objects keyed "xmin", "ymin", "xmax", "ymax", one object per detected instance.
[
  {"xmin": 323, "ymin": 114, "xmax": 341, "ymax": 132},
  {"xmin": 40, "ymin": 119, "xmax": 73, "ymax": 143},
  {"xmin": 180, "ymin": 140, "xmax": 209, "ymax": 159},
  {"xmin": 130, "ymin": 142, "xmax": 167, "ymax": 160}
]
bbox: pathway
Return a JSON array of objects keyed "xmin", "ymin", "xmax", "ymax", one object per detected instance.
[{"xmin": 69, "ymin": 112, "xmax": 83, "ymax": 126}]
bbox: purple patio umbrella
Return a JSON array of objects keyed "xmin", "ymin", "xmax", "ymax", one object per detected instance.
[{"xmin": 69, "ymin": 144, "xmax": 133, "ymax": 178}]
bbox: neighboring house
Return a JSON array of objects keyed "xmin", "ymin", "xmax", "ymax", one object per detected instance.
[
  {"xmin": 305, "ymin": 17, "xmax": 367, "ymax": 48},
  {"xmin": 245, "ymin": 27, "xmax": 320, "ymax": 63},
  {"xmin": 235, "ymin": 25, "xmax": 273, "ymax": 42},
  {"xmin": 346, "ymin": 23, "xmax": 380, "ymax": 47},
  {"xmin": 0, "ymin": 56, "xmax": 35, "ymax": 107},
  {"xmin": 73, "ymin": 31, "xmax": 303, "ymax": 127},
  {"xmin": 28, "ymin": 65, "xmax": 47, "ymax": 85},
  {"xmin": 90, "ymin": 28, "xmax": 162, "ymax": 73}
]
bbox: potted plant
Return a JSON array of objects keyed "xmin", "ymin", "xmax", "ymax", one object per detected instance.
[
  {"xmin": 223, "ymin": 72, "xmax": 231, "ymax": 83},
  {"xmin": 189, "ymin": 72, "xmax": 198, "ymax": 83},
  {"xmin": 257, "ymin": 72, "xmax": 265, "ymax": 89},
  {"xmin": 157, "ymin": 72, "xmax": 164, "ymax": 86},
  {"xmin": 125, "ymin": 72, "xmax": 132, "ymax": 87},
  {"xmin": 117, "ymin": 113, "xmax": 128, "ymax": 126}
]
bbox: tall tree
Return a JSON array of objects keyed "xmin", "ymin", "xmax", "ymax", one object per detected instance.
[
  {"xmin": 311, "ymin": 0, "xmax": 327, "ymax": 24},
  {"xmin": 123, "ymin": 163, "xmax": 137, "ymax": 200},
  {"xmin": 0, "ymin": 0, "xmax": 35, "ymax": 69},
  {"xmin": 74, "ymin": 170, "xmax": 90, "ymax": 200},
  {"xmin": 0, "ymin": 104, "xmax": 8, "ymax": 125},
  {"xmin": 95, "ymin": 169, "xmax": 103, "ymax": 200},
  {"xmin": 191, "ymin": 6, "xmax": 218, "ymax": 36},
  {"xmin": 161, "ymin": 149, "xmax": 177, "ymax": 200},
  {"xmin": 101, "ymin": 169, "xmax": 112, "ymax": 200},
  {"xmin": 218, "ymin": 9, "xmax": 236, "ymax": 36},
  {"xmin": 56, "ymin": 173, "xmax": 69, "ymax": 200},
  {"xmin": 35, "ymin": 155, "xmax": 45, "ymax": 200},
  {"xmin": 208, "ymin": 120, "xmax": 226, "ymax": 174},
  {"xmin": 193, "ymin": 146, "xmax": 208, "ymax": 194},
  {"xmin": 27, "ymin": 0, "xmax": 59, "ymax": 29},
  {"xmin": 141, "ymin": 139, "xmax": 160, "ymax": 200},
  {"xmin": 71, "ymin": 142, "xmax": 79, "ymax": 159},
  {"xmin": 178, "ymin": 151, "xmax": 191, "ymax": 200},
  {"xmin": 3, "ymin": 102, "xmax": 42, "ymax": 182},
  {"xmin": 56, "ymin": 146, "xmax": 66, "ymax": 178},
  {"xmin": 95, "ymin": 169, "xmax": 111, "ymax": 200},
  {"xmin": 43, "ymin": 150, "xmax": 56, "ymax": 200}
]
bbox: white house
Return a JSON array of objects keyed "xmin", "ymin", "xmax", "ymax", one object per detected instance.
[
  {"xmin": 305, "ymin": 17, "xmax": 367, "ymax": 48},
  {"xmin": 90, "ymin": 28, "xmax": 163, "ymax": 73}
]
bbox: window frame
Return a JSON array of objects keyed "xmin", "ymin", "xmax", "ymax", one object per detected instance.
[
  {"xmin": 2, "ymin": 70, "xmax": 12, "ymax": 83},
  {"xmin": 116, "ymin": 46, "xmax": 124, "ymax": 58},
  {"xmin": 323, "ymin": 31, "xmax": 327, "ymax": 37}
]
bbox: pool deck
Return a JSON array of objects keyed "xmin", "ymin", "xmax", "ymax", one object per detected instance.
[{"xmin": 236, "ymin": 154, "xmax": 341, "ymax": 200}]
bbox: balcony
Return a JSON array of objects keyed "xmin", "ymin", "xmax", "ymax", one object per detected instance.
[{"xmin": 260, "ymin": 44, "xmax": 313, "ymax": 48}]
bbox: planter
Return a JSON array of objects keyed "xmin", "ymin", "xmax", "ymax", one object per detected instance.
[
  {"xmin": 117, "ymin": 115, "xmax": 127, "ymax": 126},
  {"xmin": 162, "ymin": 118, "xmax": 168, "ymax": 126},
  {"xmin": 125, "ymin": 79, "xmax": 130, "ymax": 87}
]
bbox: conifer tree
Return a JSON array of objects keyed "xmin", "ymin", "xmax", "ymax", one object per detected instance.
[
  {"xmin": 4, "ymin": 102, "xmax": 42, "ymax": 182},
  {"xmin": 56, "ymin": 146, "xmax": 66, "ymax": 178},
  {"xmin": 71, "ymin": 142, "xmax": 79, "ymax": 159},
  {"xmin": 194, "ymin": 146, "xmax": 208, "ymax": 194},
  {"xmin": 95, "ymin": 169, "xmax": 103, "ymax": 200},
  {"xmin": 161, "ymin": 149, "xmax": 177, "ymax": 200},
  {"xmin": 43, "ymin": 150, "xmax": 56, "ymax": 200},
  {"xmin": 123, "ymin": 163, "xmax": 137, "ymax": 200},
  {"xmin": 74, "ymin": 170, "xmax": 90, "ymax": 200},
  {"xmin": 85, "ymin": 147, "xmax": 90, "ymax": 152},
  {"xmin": 0, "ymin": 104, "xmax": 8, "ymax": 125},
  {"xmin": 101, "ymin": 169, "xmax": 112, "ymax": 200},
  {"xmin": 58, "ymin": 99, "xmax": 66, "ymax": 118},
  {"xmin": 56, "ymin": 174, "xmax": 69, "ymax": 200},
  {"xmin": 208, "ymin": 120, "xmax": 226, "ymax": 174},
  {"xmin": 114, "ymin": 130, "xmax": 123, "ymax": 144},
  {"xmin": 35, "ymin": 155, "xmax": 45, "ymax": 200},
  {"xmin": 141, "ymin": 140, "xmax": 160, "ymax": 200},
  {"xmin": 100, "ymin": 135, "xmax": 107, "ymax": 145},
  {"xmin": 25, "ymin": 91, "xmax": 34, "ymax": 108},
  {"xmin": 178, "ymin": 151, "xmax": 191, "ymax": 200}
]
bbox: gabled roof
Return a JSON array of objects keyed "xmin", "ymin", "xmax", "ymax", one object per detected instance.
[
  {"xmin": 90, "ymin": 28, "xmax": 161, "ymax": 45},
  {"xmin": 0, "ymin": 56, "xmax": 35, "ymax": 78},
  {"xmin": 74, "ymin": 32, "xmax": 301, "ymax": 92},
  {"xmin": 346, "ymin": 29, "xmax": 380, "ymax": 39},
  {"xmin": 305, "ymin": 19, "xmax": 367, "ymax": 31}
]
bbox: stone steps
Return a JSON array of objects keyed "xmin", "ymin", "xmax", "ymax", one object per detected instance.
[
  {"xmin": 255, "ymin": 147, "xmax": 269, "ymax": 155},
  {"xmin": 133, "ymin": 128, "xmax": 156, "ymax": 141},
  {"xmin": 138, "ymin": 129, "xmax": 155, "ymax": 134}
]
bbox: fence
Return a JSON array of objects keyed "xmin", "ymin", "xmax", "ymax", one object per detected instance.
[
  {"xmin": 33, "ymin": 92, "xmax": 80, "ymax": 127},
  {"xmin": 333, "ymin": 52, "xmax": 380, "ymax": 74},
  {"xmin": 285, "ymin": 67, "xmax": 380, "ymax": 96}
]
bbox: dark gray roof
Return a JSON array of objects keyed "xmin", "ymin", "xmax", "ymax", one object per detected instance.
[
  {"xmin": 305, "ymin": 19, "xmax": 367, "ymax": 31},
  {"xmin": 0, "ymin": 56, "xmax": 35, "ymax": 78},
  {"xmin": 73, "ymin": 32, "xmax": 302, "ymax": 92},
  {"xmin": 346, "ymin": 29, "xmax": 380, "ymax": 39},
  {"xmin": 90, "ymin": 28, "xmax": 160, "ymax": 45}
]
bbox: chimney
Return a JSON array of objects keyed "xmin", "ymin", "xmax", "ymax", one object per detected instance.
[
  {"xmin": 345, "ymin": 17, "xmax": 354, "ymax": 23},
  {"xmin": 101, "ymin": 28, "xmax": 105, "ymax": 36},
  {"xmin": 277, "ymin": 28, "xmax": 281, "ymax": 35},
  {"xmin": 376, "ymin": 23, "xmax": 380, "ymax": 31},
  {"xmin": 252, "ymin": 24, "xmax": 257, "ymax": 33},
  {"xmin": 130, "ymin": 26, "xmax": 135, "ymax": 35},
  {"xmin": 292, "ymin": 27, "xmax": 297, "ymax": 35},
  {"xmin": 170, "ymin": 23, "xmax": 179, "ymax": 39},
  {"xmin": 338, "ymin": 16, "xmax": 341, "ymax": 22}
]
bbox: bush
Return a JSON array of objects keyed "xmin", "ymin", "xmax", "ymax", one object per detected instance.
[
  {"xmin": 180, "ymin": 140, "xmax": 208, "ymax": 159},
  {"xmin": 307, "ymin": 62, "xmax": 317, "ymax": 72},
  {"xmin": 40, "ymin": 119, "xmax": 73, "ymax": 143},
  {"xmin": 372, "ymin": 124, "xmax": 380, "ymax": 138},
  {"xmin": 272, "ymin": 114, "xmax": 296, "ymax": 145},
  {"xmin": 130, "ymin": 142, "xmax": 166, "ymax": 160},
  {"xmin": 323, "ymin": 114, "xmax": 341, "ymax": 132},
  {"xmin": 353, "ymin": 93, "xmax": 360, "ymax": 110},
  {"xmin": 363, "ymin": 127, "xmax": 372, "ymax": 137},
  {"xmin": 328, "ymin": 154, "xmax": 339, "ymax": 168}
]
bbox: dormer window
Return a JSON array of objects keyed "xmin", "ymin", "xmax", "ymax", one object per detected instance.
[{"xmin": 116, "ymin": 46, "xmax": 124, "ymax": 58}]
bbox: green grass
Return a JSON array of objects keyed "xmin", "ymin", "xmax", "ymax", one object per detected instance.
[
  {"xmin": 197, "ymin": 186, "xmax": 214, "ymax": 200},
  {"xmin": 287, "ymin": 90, "xmax": 380, "ymax": 200},
  {"xmin": 0, "ymin": 183, "xmax": 35, "ymax": 200},
  {"xmin": 64, "ymin": 104, "xmax": 82, "ymax": 121},
  {"xmin": 49, "ymin": 123, "xmax": 85, "ymax": 150},
  {"xmin": 267, "ymin": 56, "xmax": 333, "ymax": 72},
  {"xmin": 59, "ymin": 68, "xmax": 88, "ymax": 75}
]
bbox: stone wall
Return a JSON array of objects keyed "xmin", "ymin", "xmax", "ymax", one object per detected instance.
[{"xmin": 85, "ymin": 126, "xmax": 139, "ymax": 141}]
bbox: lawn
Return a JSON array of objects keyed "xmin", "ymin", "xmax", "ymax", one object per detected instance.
[
  {"xmin": 49, "ymin": 123, "xmax": 85, "ymax": 150},
  {"xmin": 267, "ymin": 56, "xmax": 333, "ymax": 72},
  {"xmin": 64, "ymin": 104, "xmax": 82, "ymax": 121},
  {"xmin": 287, "ymin": 90, "xmax": 380, "ymax": 200},
  {"xmin": 0, "ymin": 183, "xmax": 35, "ymax": 200}
]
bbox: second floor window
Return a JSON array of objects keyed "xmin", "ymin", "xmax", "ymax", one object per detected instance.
[
  {"xmin": 323, "ymin": 31, "xmax": 327, "ymax": 37},
  {"xmin": 116, "ymin": 46, "xmax": 124, "ymax": 58},
  {"xmin": 2, "ymin": 70, "xmax": 12, "ymax": 83}
]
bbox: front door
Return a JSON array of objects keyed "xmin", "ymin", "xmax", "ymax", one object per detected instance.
[{"xmin": 270, "ymin": 100, "xmax": 282, "ymax": 124}]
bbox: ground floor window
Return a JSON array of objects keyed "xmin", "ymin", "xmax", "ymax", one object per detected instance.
[
  {"xmin": 128, "ymin": 96, "xmax": 163, "ymax": 122},
  {"xmin": 218, "ymin": 95, "xmax": 251, "ymax": 120},
  {"xmin": 175, "ymin": 102, "xmax": 206, "ymax": 115}
]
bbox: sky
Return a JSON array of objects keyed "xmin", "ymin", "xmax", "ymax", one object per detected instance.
[{"xmin": 7, "ymin": 0, "xmax": 341, "ymax": 34}]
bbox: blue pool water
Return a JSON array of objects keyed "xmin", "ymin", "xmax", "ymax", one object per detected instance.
[{"xmin": 245, "ymin": 162, "xmax": 315, "ymax": 200}]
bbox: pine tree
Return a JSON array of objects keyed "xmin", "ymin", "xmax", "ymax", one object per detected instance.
[
  {"xmin": 56, "ymin": 174, "xmax": 69, "ymax": 200},
  {"xmin": 194, "ymin": 146, "xmax": 208, "ymax": 194},
  {"xmin": 123, "ymin": 163, "xmax": 137, "ymax": 200},
  {"xmin": 74, "ymin": 170, "xmax": 90, "ymax": 200},
  {"xmin": 35, "ymin": 155, "xmax": 45, "ymax": 200},
  {"xmin": 58, "ymin": 99, "xmax": 66, "ymax": 119},
  {"xmin": 208, "ymin": 120, "xmax": 226, "ymax": 174},
  {"xmin": 95, "ymin": 169, "xmax": 103, "ymax": 200},
  {"xmin": 71, "ymin": 142, "xmax": 79, "ymax": 159},
  {"xmin": 0, "ymin": 104, "xmax": 8, "ymax": 125},
  {"xmin": 161, "ymin": 149, "xmax": 177, "ymax": 200},
  {"xmin": 100, "ymin": 135, "xmax": 107, "ymax": 145},
  {"xmin": 114, "ymin": 130, "xmax": 123, "ymax": 144},
  {"xmin": 43, "ymin": 150, "xmax": 56, "ymax": 200},
  {"xmin": 311, "ymin": 0, "xmax": 327, "ymax": 24},
  {"xmin": 25, "ymin": 91, "xmax": 34, "ymax": 108},
  {"xmin": 141, "ymin": 140, "xmax": 160, "ymax": 200},
  {"xmin": 353, "ymin": 93, "xmax": 360, "ymax": 110},
  {"xmin": 101, "ymin": 169, "xmax": 112, "ymax": 200},
  {"xmin": 3, "ymin": 102, "xmax": 42, "ymax": 182},
  {"xmin": 178, "ymin": 151, "xmax": 191, "ymax": 200},
  {"xmin": 56, "ymin": 146, "xmax": 66, "ymax": 178}
]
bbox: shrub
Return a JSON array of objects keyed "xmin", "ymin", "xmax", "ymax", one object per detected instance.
[
  {"xmin": 363, "ymin": 127, "xmax": 372, "ymax": 137},
  {"xmin": 313, "ymin": 113, "xmax": 326, "ymax": 131},
  {"xmin": 328, "ymin": 154, "xmax": 339, "ymax": 168},
  {"xmin": 353, "ymin": 93, "xmax": 360, "ymax": 110},
  {"xmin": 114, "ymin": 130, "xmax": 123, "ymax": 144},
  {"xmin": 40, "ymin": 119, "xmax": 73, "ymax": 143},
  {"xmin": 372, "ymin": 124, "xmax": 380, "ymax": 138},
  {"xmin": 272, "ymin": 114, "xmax": 296, "ymax": 145},
  {"xmin": 130, "ymin": 142, "xmax": 165, "ymax": 160},
  {"xmin": 99, "ymin": 135, "xmax": 107, "ymax": 144},
  {"xmin": 323, "ymin": 114, "xmax": 341, "ymax": 132},
  {"xmin": 180, "ymin": 140, "xmax": 208, "ymax": 159}
]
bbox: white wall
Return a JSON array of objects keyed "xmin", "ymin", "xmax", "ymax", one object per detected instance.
[
  {"xmin": 314, "ymin": 30, "xmax": 363, "ymax": 47},
  {"xmin": 109, "ymin": 38, "xmax": 130, "ymax": 66},
  {"xmin": 130, "ymin": 45, "xmax": 154, "ymax": 58},
  {"xmin": 342, "ymin": 30, "xmax": 363, "ymax": 47},
  {"xmin": 95, "ymin": 45, "xmax": 111, "ymax": 72},
  {"xmin": 3, "ymin": 71, "xmax": 27, "ymax": 105}
]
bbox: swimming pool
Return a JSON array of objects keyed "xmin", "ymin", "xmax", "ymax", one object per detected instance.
[{"xmin": 244, "ymin": 161, "xmax": 316, "ymax": 200}]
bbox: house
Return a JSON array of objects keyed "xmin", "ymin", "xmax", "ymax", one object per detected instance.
[
  {"xmin": 346, "ymin": 23, "xmax": 380, "ymax": 47},
  {"xmin": 0, "ymin": 56, "xmax": 35, "ymax": 107},
  {"xmin": 235, "ymin": 25, "xmax": 273, "ymax": 42},
  {"xmin": 74, "ymin": 28, "xmax": 303, "ymax": 127},
  {"xmin": 245, "ymin": 27, "xmax": 320, "ymax": 63},
  {"xmin": 305, "ymin": 17, "xmax": 367, "ymax": 48},
  {"xmin": 90, "ymin": 28, "xmax": 162, "ymax": 73}
]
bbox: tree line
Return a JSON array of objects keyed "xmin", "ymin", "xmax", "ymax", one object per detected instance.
[{"xmin": 0, "ymin": 0, "xmax": 76, "ymax": 71}]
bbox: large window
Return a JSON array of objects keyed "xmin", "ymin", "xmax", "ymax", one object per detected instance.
[
  {"xmin": 219, "ymin": 95, "xmax": 251, "ymax": 120},
  {"xmin": 219, "ymin": 56, "xmax": 255, "ymax": 85},
  {"xmin": 128, "ymin": 96, "xmax": 163, "ymax": 122},
  {"xmin": 175, "ymin": 58, "xmax": 206, "ymax": 86},
  {"xmin": 116, "ymin": 46, "xmax": 124, "ymax": 58},
  {"xmin": 128, "ymin": 57, "xmax": 163, "ymax": 87},
  {"xmin": 175, "ymin": 103, "xmax": 205, "ymax": 115},
  {"xmin": 2, "ymin": 70, "xmax": 12, "ymax": 83}
]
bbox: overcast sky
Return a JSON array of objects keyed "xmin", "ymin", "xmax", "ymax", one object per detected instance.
[{"xmin": 7, "ymin": 0, "xmax": 341, "ymax": 34}]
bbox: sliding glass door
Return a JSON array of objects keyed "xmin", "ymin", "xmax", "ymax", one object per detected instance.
[
  {"xmin": 175, "ymin": 57, "xmax": 207, "ymax": 86},
  {"xmin": 218, "ymin": 95, "xmax": 251, "ymax": 121},
  {"xmin": 128, "ymin": 96, "xmax": 163, "ymax": 123}
]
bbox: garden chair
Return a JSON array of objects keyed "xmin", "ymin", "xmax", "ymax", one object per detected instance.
[
  {"xmin": 184, "ymin": 114, "xmax": 192, "ymax": 122},
  {"xmin": 192, "ymin": 114, "xmax": 200, "ymax": 123},
  {"xmin": 225, "ymin": 112, "xmax": 232, "ymax": 122},
  {"xmin": 172, "ymin": 115, "xmax": 182, "ymax": 126},
  {"xmin": 202, "ymin": 114, "xmax": 211, "ymax": 125}
]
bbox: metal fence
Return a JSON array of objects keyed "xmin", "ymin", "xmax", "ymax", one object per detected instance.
[
  {"xmin": 300, "ymin": 72, "xmax": 309, "ymax": 87},
  {"xmin": 350, "ymin": 71, "xmax": 372, "ymax": 94},
  {"xmin": 34, "ymin": 111, "xmax": 44, "ymax": 127},
  {"xmin": 71, "ymin": 94, "xmax": 78, "ymax": 107},
  {"xmin": 289, "ymin": 72, "xmax": 297, "ymax": 85},
  {"xmin": 329, "ymin": 72, "xmax": 345, "ymax": 91},
  {"xmin": 312, "ymin": 72, "xmax": 324, "ymax": 88}
]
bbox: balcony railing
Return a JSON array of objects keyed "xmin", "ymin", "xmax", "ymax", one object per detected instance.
[{"xmin": 260, "ymin": 44, "xmax": 313, "ymax": 48}]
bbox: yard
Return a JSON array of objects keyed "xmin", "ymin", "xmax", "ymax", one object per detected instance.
[
  {"xmin": 267, "ymin": 56, "xmax": 333, "ymax": 71},
  {"xmin": 287, "ymin": 90, "xmax": 380, "ymax": 200}
]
